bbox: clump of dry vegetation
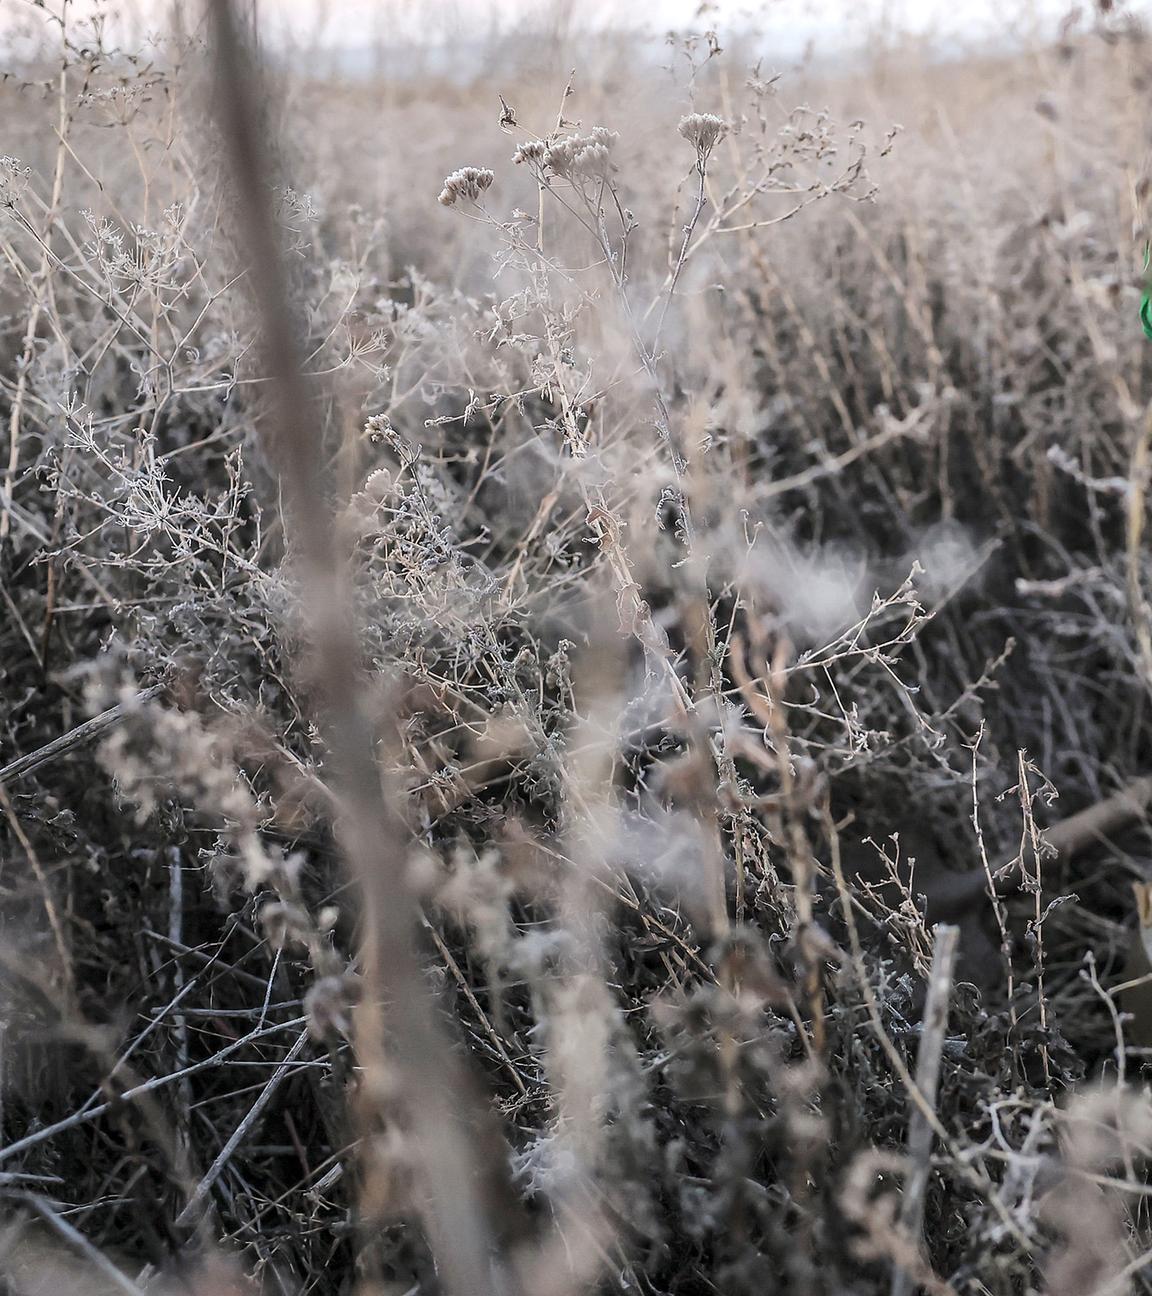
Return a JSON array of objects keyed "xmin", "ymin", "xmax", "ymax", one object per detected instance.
[{"xmin": 2, "ymin": 1, "xmax": 1152, "ymax": 1292}]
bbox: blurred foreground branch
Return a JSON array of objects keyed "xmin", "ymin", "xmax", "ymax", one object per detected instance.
[{"xmin": 203, "ymin": 4, "xmax": 517, "ymax": 1291}]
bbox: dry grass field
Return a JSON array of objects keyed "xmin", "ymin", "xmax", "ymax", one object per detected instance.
[{"xmin": 2, "ymin": 1, "xmax": 1152, "ymax": 1292}]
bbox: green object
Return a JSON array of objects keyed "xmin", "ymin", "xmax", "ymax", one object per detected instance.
[{"xmin": 1142, "ymin": 243, "xmax": 1152, "ymax": 340}]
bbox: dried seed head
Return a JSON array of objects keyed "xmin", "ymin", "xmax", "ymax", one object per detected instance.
[
  {"xmin": 512, "ymin": 139, "xmax": 547, "ymax": 167},
  {"xmin": 304, "ymin": 972, "xmax": 360, "ymax": 1041},
  {"xmin": 437, "ymin": 166, "xmax": 495, "ymax": 207},
  {"xmin": 259, "ymin": 899, "xmax": 314, "ymax": 950},
  {"xmin": 0, "ymin": 155, "xmax": 31, "ymax": 207},
  {"xmin": 678, "ymin": 112, "xmax": 729, "ymax": 157},
  {"xmin": 363, "ymin": 467, "xmax": 394, "ymax": 503},
  {"xmin": 544, "ymin": 129, "xmax": 618, "ymax": 181}
]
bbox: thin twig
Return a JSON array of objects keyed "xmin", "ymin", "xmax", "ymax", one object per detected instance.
[
  {"xmin": 0, "ymin": 684, "xmax": 163, "ymax": 786},
  {"xmin": 17, "ymin": 1196, "xmax": 147, "ymax": 1296},
  {"xmin": 0, "ymin": 1015, "xmax": 309, "ymax": 1166},
  {"xmin": 175, "ymin": 1027, "xmax": 310, "ymax": 1227}
]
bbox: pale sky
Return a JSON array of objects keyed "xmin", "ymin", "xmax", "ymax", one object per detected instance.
[
  {"xmin": 256, "ymin": 0, "xmax": 1107, "ymax": 48},
  {"xmin": 2, "ymin": 0, "xmax": 1142, "ymax": 60}
]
